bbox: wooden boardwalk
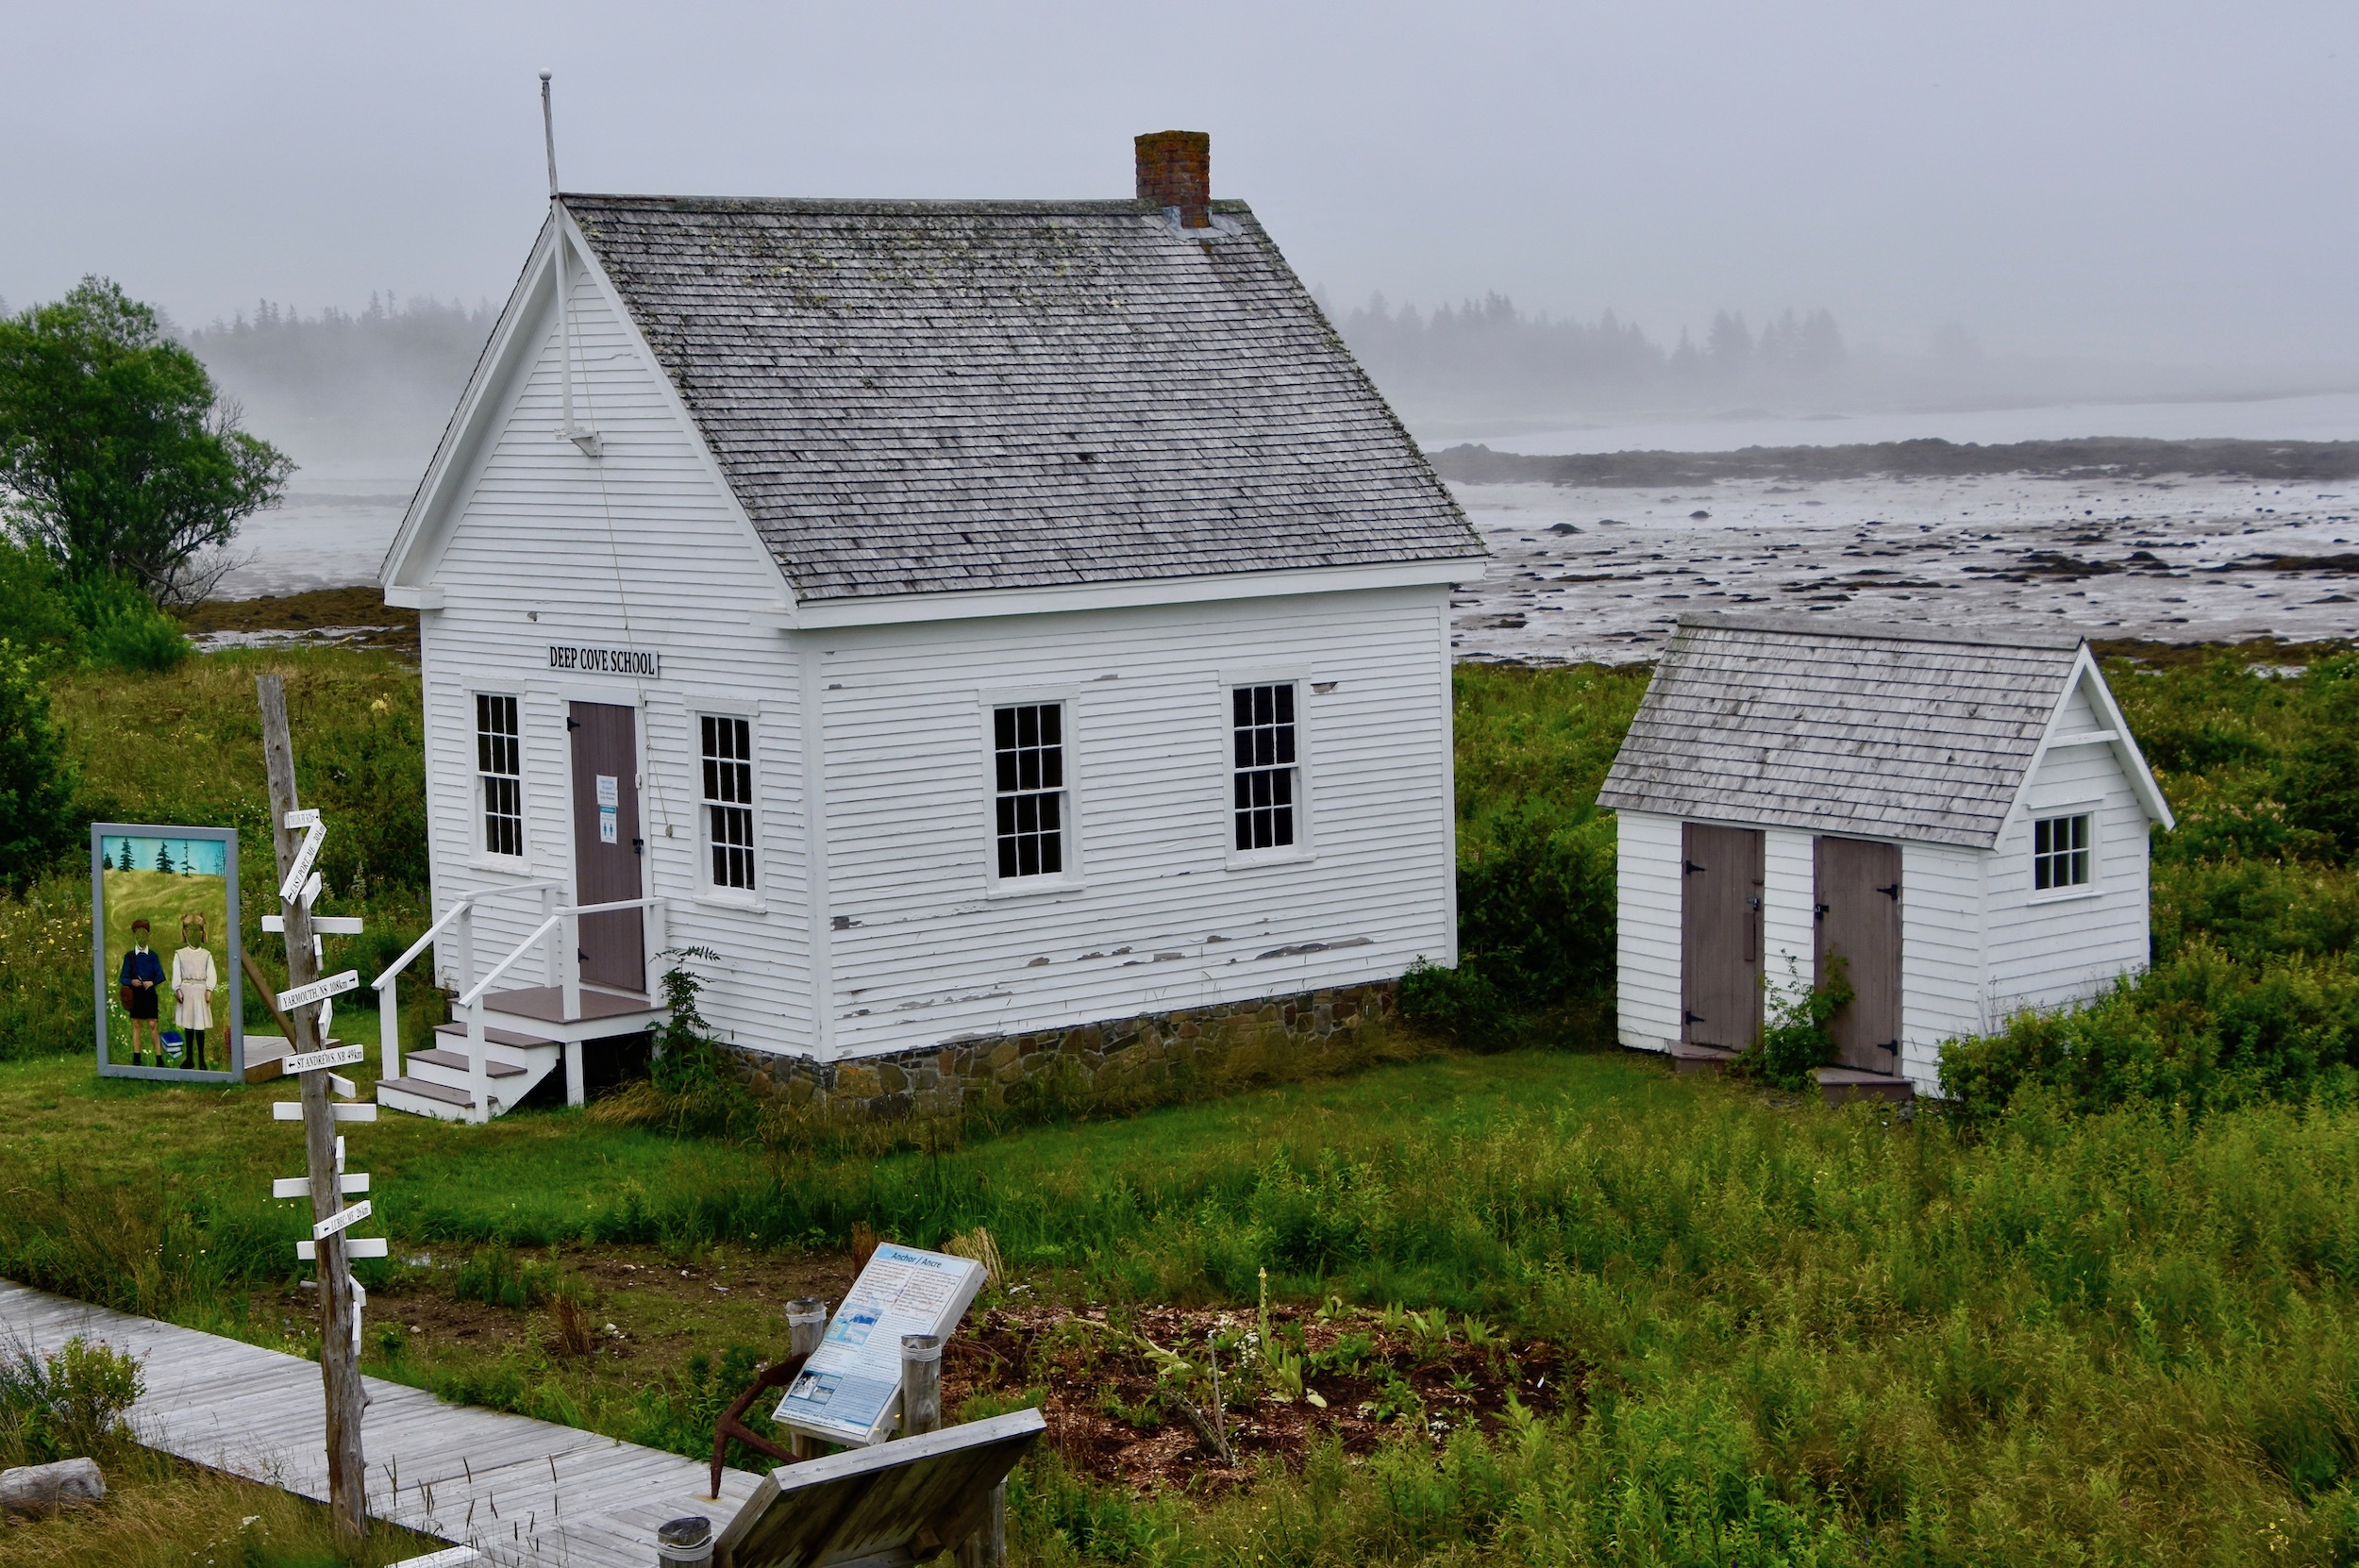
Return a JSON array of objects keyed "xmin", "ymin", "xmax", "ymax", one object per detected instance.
[{"xmin": 0, "ymin": 1280, "xmax": 763, "ymax": 1568}]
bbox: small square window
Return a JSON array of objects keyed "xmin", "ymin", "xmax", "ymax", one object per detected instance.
[
  {"xmin": 1231, "ymin": 683, "xmax": 1298, "ymax": 852},
  {"xmin": 476, "ymin": 693, "xmax": 523, "ymax": 858},
  {"xmin": 700, "ymin": 714, "xmax": 756, "ymax": 892},
  {"xmin": 992, "ymin": 703, "xmax": 1065, "ymax": 878},
  {"xmin": 2033, "ymin": 812, "xmax": 2091, "ymax": 890}
]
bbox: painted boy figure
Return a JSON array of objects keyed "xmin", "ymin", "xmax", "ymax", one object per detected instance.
[{"xmin": 120, "ymin": 918, "xmax": 165, "ymax": 1064}]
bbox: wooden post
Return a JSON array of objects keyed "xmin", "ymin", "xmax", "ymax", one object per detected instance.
[
  {"xmin": 785, "ymin": 1298, "xmax": 827, "ymax": 1460},
  {"xmin": 258, "ymin": 674, "xmax": 366, "ymax": 1544},
  {"xmin": 899, "ymin": 1335, "xmax": 941, "ymax": 1438},
  {"xmin": 958, "ymin": 1482, "xmax": 1008, "ymax": 1568}
]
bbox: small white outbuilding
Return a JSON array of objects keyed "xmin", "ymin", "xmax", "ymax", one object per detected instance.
[{"xmin": 1597, "ymin": 613, "xmax": 2174, "ymax": 1096}]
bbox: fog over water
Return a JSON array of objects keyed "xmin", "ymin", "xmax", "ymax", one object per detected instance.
[{"xmin": 8, "ymin": 0, "xmax": 2358, "ymax": 648}]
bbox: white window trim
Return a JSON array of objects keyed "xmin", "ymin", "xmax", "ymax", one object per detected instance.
[
  {"xmin": 692, "ymin": 705, "xmax": 766, "ymax": 911},
  {"xmin": 2026, "ymin": 798, "xmax": 2102, "ymax": 905},
  {"xmin": 470, "ymin": 689, "xmax": 528, "ymax": 867},
  {"xmin": 1220, "ymin": 668, "xmax": 1316, "ymax": 870},
  {"xmin": 979, "ymin": 688, "xmax": 1085, "ymax": 898}
]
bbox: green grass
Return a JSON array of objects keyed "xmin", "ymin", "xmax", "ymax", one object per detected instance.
[{"xmin": 13, "ymin": 639, "xmax": 2359, "ymax": 1561}]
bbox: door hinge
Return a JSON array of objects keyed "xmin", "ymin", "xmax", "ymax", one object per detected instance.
[
  {"xmin": 565, "ymin": 717, "xmax": 581, "ymax": 731},
  {"xmin": 1683, "ymin": 860, "xmax": 1705, "ymax": 875},
  {"xmin": 1682, "ymin": 1010, "xmax": 1704, "ymax": 1025},
  {"xmin": 578, "ymin": 948, "xmax": 590, "ymax": 963},
  {"xmin": 1878, "ymin": 1040, "xmax": 1899, "ymax": 1054},
  {"xmin": 1878, "ymin": 883, "xmax": 1900, "ymax": 900}
]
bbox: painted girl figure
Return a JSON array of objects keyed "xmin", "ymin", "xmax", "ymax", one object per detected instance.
[
  {"xmin": 119, "ymin": 917, "xmax": 165, "ymax": 1063},
  {"xmin": 173, "ymin": 912, "xmax": 220, "ymax": 1070}
]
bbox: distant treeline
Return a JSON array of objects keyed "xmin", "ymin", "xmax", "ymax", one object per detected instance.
[
  {"xmin": 1333, "ymin": 293, "xmax": 1847, "ymax": 412},
  {"xmin": 1431, "ymin": 436, "xmax": 2359, "ymax": 487},
  {"xmin": 186, "ymin": 293, "xmax": 495, "ymax": 462}
]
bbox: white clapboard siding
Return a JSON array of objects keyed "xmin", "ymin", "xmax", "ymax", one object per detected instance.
[
  {"xmin": 415, "ymin": 267, "xmax": 817, "ymax": 1053},
  {"xmin": 1615, "ymin": 811, "xmax": 1682, "ymax": 1052},
  {"xmin": 1983, "ymin": 737, "xmax": 2150, "ymax": 1023},
  {"xmin": 816, "ymin": 591, "xmax": 1454, "ymax": 1058},
  {"xmin": 1761, "ymin": 826, "xmax": 1816, "ymax": 1013},
  {"xmin": 1899, "ymin": 840, "xmax": 1985, "ymax": 1089}
]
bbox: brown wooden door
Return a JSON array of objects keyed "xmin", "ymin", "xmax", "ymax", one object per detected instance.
[
  {"xmin": 1815, "ymin": 836, "xmax": 1901, "ymax": 1072},
  {"xmin": 1681, "ymin": 824, "xmax": 1765, "ymax": 1050},
  {"xmin": 568, "ymin": 701, "xmax": 645, "ymax": 994}
]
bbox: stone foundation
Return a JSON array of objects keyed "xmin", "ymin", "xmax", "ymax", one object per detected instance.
[{"xmin": 724, "ymin": 982, "xmax": 1401, "ymax": 1125}]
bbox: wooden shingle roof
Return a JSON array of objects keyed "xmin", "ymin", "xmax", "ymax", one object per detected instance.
[
  {"xmin": 561, "ymin": 194, "xmax": 1481, "ymax": 602},
  {"xmin": 1597, "ymin": 614, "xmax": 2090, "ymax": 848}
]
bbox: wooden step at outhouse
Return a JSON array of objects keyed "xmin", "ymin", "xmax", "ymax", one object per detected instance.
[{"xmin": 1812, "ymin": 1066, "xmax": 1915, "ymax": 1107}]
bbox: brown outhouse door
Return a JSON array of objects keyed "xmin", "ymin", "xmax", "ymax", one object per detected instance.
[
  {"xmin": 1814, "ymin": 836, "xmax": 1901, "ymax": 1072},
  {"xmin": 568, "ymin": 701, "xmax": 646, "ymax": 994},
  {"xmin": 1681, "ymin": 824, "xmax": 1765, "ymax": 1050}
]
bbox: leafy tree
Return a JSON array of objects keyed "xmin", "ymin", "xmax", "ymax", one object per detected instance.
[
  {"xmin": 0, "ymin": 278, "xmax": 292, "ymax": 603},
  {"xmin": 0, "ymin": 541, "xmax": 81, "ymax": 668},
  {"xmin": 0, "ymin": 643, "xmax": 76, "ymax": 888}
]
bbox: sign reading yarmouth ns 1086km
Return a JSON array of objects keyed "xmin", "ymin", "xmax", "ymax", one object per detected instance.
[{"xmin": 546, "ymin": 643, "xmax": 660, "ymax": 677}]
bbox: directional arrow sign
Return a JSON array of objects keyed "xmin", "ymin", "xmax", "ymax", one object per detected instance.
[
  {"xmin": 312, "ymin": 1199, "xmax": 372, "ymax": 1241},
  {"xmin": 297, "ymin": 1238, "xmax": 386, "ymax": 1260},
  {"xmin": 282, "ymin": 1042, "xmax": 364, "ymax": 1076},
  {"xmin": 273, "ymin": 1174, "xmax": 369, "ymax": 1199},
  {"xmin": 284, "ymin": 809, "xmax": 322, "ymax": 830},
  {"xmin": 274, "ymin": 1101, "xmax": 377, "ymax": 1122},
  {"xmin": 277, "ymin": 970, "xmax": 359, "ymax": 1013},
  {"xmin": 278, "ymin": 822, "xmax": 326, "ymax": 903},
  {"xmin": 300, "ymin": 871, "xmax": 323, "ymax": 909},
  {"xmin": 263, "ymin": 915, "xmax": 363, "ymax": 935}
]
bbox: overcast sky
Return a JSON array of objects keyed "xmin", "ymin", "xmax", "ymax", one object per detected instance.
[{"xmin": 5, "ymin": 1, "xmax": 2354, "ymax": 371}]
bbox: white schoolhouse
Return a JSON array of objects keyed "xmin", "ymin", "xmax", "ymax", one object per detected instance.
[
  {"xmin": 373, "ymin": 133, "xmax": 1483, "ymax": 1121},
  {"xmin": 1597, "ymin": 613, "xmax": 2173, "ymax": 1099}
]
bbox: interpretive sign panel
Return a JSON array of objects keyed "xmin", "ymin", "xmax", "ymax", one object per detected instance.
[
  {"xmin": 775, "ymin": 1243, "xmax": 987, "ymax": 1446},
  {"xmin": 92, "ymin": 824, "xmax": 243, "ymax": 1083}
]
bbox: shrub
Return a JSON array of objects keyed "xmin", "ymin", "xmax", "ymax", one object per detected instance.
[
  {"xmin": 1939, "ymin": 939, "xmax": 2359, "ymax": 1121},
  {"xmin": 1732, "ymin": 958, "xmax": 1851, "ymax": 1093},
  {"xmin": 0, "ymin": 642, "xmax": 77, "ymax": 889},
  {"xmin": 0, "ymin": 1334, "xmax": 145, "ymax": 1465},
  {"xmin": 0, "ymin": 541, "xmax": 81, "ymax": 667},
  {"xmin": 2284, "ymin": 654, "xmax": 2359, "ymax": 860},
  {"xmin": 453, "ymin": 1244, "xmax": 563, "ymax": 1310}
]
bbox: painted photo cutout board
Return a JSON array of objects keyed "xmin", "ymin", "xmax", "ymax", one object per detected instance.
[
  {"xmin": 92, "ymin": 824, "xmax": 243, "ymax": 1082},
  {"xmin": 775, "ymin": 1243, "xmax": 988, "ymax": 1446}
]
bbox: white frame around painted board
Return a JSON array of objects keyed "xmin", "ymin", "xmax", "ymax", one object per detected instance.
[{"xmin": 91, "ymin": 822, "xmax": 244, "ymax": 1084}]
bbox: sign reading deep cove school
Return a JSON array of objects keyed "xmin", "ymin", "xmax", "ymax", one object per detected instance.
[{"xmin": 547, "ymin": 644, "xmax": 661, "ymax": 677}]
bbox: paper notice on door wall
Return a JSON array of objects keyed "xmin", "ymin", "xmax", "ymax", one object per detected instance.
[
  {"xmin": 775, "ymin": 1242, "xmax": 987, "ymax": 1446},
  {"xmin": 596, "ymin": 775, "xmax": 619, "ymax": 845}
]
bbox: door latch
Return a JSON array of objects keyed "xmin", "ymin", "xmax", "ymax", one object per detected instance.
[
  {"xmin": 631, "ymin": 837, "xmax": 645, "ymax": 856},
  {"xmin": 1814, "ymin": 901, "xmax": 1829, "ymax": 920}
]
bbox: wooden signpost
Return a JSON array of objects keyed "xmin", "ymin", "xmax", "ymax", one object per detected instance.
[{"xmin": 257, "ymin": 674, "xmax": 379, "ymax": 1544}]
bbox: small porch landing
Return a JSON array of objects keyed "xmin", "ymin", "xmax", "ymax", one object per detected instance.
[{"xmin": 1662, "ymin": 1043, "xmax": 1918, "ymax": 1107}]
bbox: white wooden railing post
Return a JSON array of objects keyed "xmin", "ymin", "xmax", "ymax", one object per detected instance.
[
  {"xmin": 457, "ymin": 900, "xmax": 476, "ymax": 998},
  {"xmin": 466, "ymin": 999, "xmax": 490, "ymax": 1124},
  {"xmin": 378, "ymin": 975, "xmax": 401, "ymax": 1082},
  {"xmin": 646, "ymin": 897, "xmax": 667, "ymax": 998},
  {"xmin": 561, "ymin": 911, "xmax": 582, "ymax": 1023},
  {"xmin": 540, "ymin": 885, "xmax": 558, "ymax": 987}
]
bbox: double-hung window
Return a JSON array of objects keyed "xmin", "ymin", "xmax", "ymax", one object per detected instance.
[
  {"xmin": 476, "ymin": 693, "xmax": 524, "ymax": 858},
  {"xmin": 1231, "ymin": 682, "xmax": 1299, "ymax": 852},
  {"xmin": 2033, "ymin": 812, "xmax": 2092, "ymax": 891},
  {"xmin": 992, "ymin": 702, "xmax": 1066, "ymax": 879},
  {"xmin": 700, "ymin": 714, "xmax": 756, "ymax": 892}
]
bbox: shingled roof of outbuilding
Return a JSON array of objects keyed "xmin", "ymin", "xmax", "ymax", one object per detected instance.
[
  {"xmin": 560, "ymin": 194, "xmax": 1481, "ymax": 602},
  {"xmin": 1596, "ymin": 614, "xmax": 2104, "ymax": 848}
]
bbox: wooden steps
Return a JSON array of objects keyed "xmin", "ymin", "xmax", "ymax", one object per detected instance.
[
  {"xmin": 1668, "ymin": 1042, "xmax": 1738, "ymax": 1075},
  {"xmin": 1813, "ymin": 1066, "xmax": 1916, "ymax": 1107}
]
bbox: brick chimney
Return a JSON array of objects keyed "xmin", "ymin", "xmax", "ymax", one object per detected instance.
[{"xmin": 1135, "ymin": 130, "xmax": 1212, "ymax": 228}]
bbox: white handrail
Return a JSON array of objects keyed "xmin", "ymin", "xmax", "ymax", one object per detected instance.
[
  {"xmin": 370, "ymin": 881, "xmax": 567, "ymax": 992},
  {"xmin": 457, "ymin": 913, "xmax": 564, "ymax": 1008},
  {"xmin": 560, "ymin": 895, "xmax": 663, "ymax": 917}
]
